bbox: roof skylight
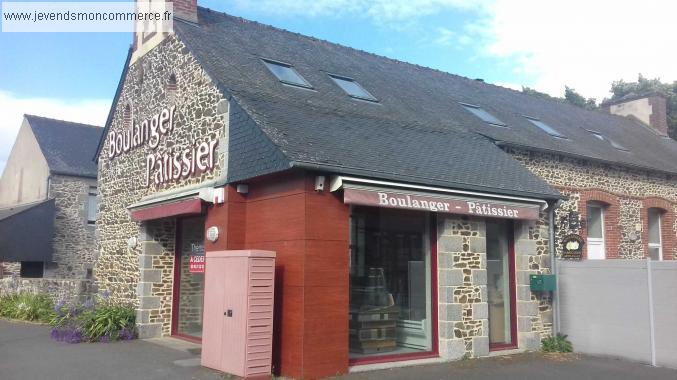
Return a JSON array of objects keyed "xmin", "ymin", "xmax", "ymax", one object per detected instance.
[
  {"xmin": 525, "ymin": 116, "xmax": 567, "ymax": 139},
  {"xmin": 588, "ymin": 130, "xmax": 629, "ymax": 151},
  {"xmin": 328, "ymin": 74, "xmax": 377, "ymax": 101},
  {"xmin": 460, "ymin": 103, "xmax": 506, "ymax": 127},
  {"xmin": 262, "ymin": 59, "xmax": 312, "ymax": 88}
]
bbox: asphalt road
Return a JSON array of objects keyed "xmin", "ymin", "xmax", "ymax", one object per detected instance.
[{"xmin": 2, "ymin": 319, "xmax": 676, "ymax": 380}]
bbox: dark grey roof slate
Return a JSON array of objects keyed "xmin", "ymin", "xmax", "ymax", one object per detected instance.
[
  {"xmin": 173, "ymin": 8, "xmax": 677, "ymax": 182},
  {"xmin": 27, "ymin": 115, "xmax": 103, "ymax": 178},
  {"xmin": 175, "ymin": 9, "xmax": 565, "ymax": 199}
]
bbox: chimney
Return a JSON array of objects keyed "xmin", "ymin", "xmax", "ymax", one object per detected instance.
[
  {"xmin": 603, "ymin": 92, "xmax": 668, "ymax": 136},
  {"xmin": 173, "ymin": 0, "xmax": 198, "ymax": 23}
]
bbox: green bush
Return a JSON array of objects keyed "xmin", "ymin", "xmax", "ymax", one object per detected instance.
[
  {"xmin": 0, "ymin": 294, "xmax": 55, "ymax": 323},
  {"xmin": 542, "ymin": 334, "xmax": 573, "ymax": 353}
]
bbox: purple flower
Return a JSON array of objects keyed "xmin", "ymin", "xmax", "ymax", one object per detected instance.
[
  {"xmin": 66, "ymin": 329, "xmax": 82, "ymax": 344},
  {"xmin": 101, "ymin": 290, "xmax": 110, "ymax": 299},
  {"xmin": 99, "ymin": 335, "xmax": 110, "ymax": 343},
  {"xmin": 83, "ymin": 298, "xmax": 94, "ymax": 310},
  {"xmin": 53, "ymin": 300, "xmax": 65, "ymax": 313}
]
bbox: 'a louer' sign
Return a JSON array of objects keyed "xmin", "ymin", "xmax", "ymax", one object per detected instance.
[
  {"xmin": 343, "ymin": 188, "xmax": 540, "ymax": 220},
  {"xmin": 107, "ymin": 106, "xmax": 219, "ymax": 187}
]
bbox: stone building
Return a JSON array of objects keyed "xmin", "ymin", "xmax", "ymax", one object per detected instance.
[
  {"xmin": 0, "ymin": 115, "xmax": 102, "ymax": 301},
  {"xmin": 93, "ymin": 2, "xmax": 677, "ymax": 379}
]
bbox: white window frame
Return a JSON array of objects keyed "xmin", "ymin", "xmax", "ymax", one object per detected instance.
[
  {"xmin": 648, "ymin": 209, "xmax": 663, "ymax": 261},
  {"xmin": 587, "ymin": 203, "xmax": 606, "ymax": 260}
]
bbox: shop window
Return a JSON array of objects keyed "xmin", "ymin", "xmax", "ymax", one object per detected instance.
[
  {"xmin": 349, "ymin": 207, "xmax": 432, "ymax": 359},
  {"xmin": 460, "ymin": 103, "xmax": 506, "ymax": 127},
  {"xmin": 328, "ymin": 74, "xmax": 378, "ymax": 102},
  {"xmin": 20, "ymin": 262, "xmax": 44, "ymax": 278},
  {"xmin": 87, "ymin": 187, "xmax": 97, "ymax": 224},
  {"xmin": 262, "ymin": 59, "xmax": 312, "ymax": 88},
  {"xmin": 524, "ymin": 116, "xmax": 567, "ymax": 139},
  {"xmin": 648, "ymin": 208, "xmax": 664, "ymax": 261},
  {"xmin": 586, "ymin": 203, "xmax": 606, "ymax": 260}
]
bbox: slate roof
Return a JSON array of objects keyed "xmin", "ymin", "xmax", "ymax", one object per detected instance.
[
  {"xmin": 168, "ymin": 9, "xmax": 572, "ymax": 199},
  {"xmin": 26, "ymin": 115, "xmax": 103, "ymax": 178}
]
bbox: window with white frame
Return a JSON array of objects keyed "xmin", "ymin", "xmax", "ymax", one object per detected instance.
[
  {"xmin": 87, "ymin": 187, "xmax": 97, "ymax": 224},
  {"xmin": 648, "ymin": 208, "xmax": 663, "ymax": 260}
]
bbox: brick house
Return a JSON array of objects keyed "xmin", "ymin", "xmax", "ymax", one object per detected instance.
[
  {"xmin": 0, "ymin": 115, "xmax": 102, "ymax": 301},
  {"xmin": 92, "ymin": 2, "xmax": 677, "ymax": 379}
]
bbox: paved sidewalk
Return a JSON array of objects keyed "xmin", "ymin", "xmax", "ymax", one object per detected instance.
[
  {"xmin": 0, "ymin": 319, "xmax": 221, "ymax": 380},
  {"xmin": 2, "ymin": 319, "xmax": 677, "ymax": 380}
]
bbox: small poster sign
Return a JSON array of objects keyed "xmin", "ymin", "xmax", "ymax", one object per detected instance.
[
  {"xmin": 189, "ymin": 254, "xmax": 205, "ymax": 273},
  {"xmin": 561, "ymin": 234, "xmax": 585, "ymax": 260}
]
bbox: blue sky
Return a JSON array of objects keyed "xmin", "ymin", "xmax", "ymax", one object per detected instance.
[{"xmin": 1, "ymin": 0, "xmax": 676, "ymax": 173}]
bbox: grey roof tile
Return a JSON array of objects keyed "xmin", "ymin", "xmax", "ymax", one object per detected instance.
[{"xmin": 27, "ymin": 115, "xmax": 103, "ymax": 178}]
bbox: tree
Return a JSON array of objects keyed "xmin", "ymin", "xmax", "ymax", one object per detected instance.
[
  {"xmin": 564, "ymin": 86, "xmax": 597, "ymax": 110},
  {"xmin": 607, "ymin": 74, "xmax": 677, "ymax": 139}
]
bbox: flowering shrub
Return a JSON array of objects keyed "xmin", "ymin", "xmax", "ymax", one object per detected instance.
[{"xmin": 50, "ymin": 292, "xmax": 137, "ymax": 344}]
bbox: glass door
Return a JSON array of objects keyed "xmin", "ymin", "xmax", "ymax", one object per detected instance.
[
  {"xmin": 172, "ymin": 217, "xmax": 206, "ymax": 340},
  {"xmin": 587, "ymin": 204, "xmax": 606, "ymax": 260},
  {"xmin": 486, "ymin": 220, "xmax": 516, "ymax": 350}
]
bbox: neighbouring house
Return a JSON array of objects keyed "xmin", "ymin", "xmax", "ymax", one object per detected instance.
[
  {"xmin": 0, "ymin": 115, "xmax": 103, "ymax": 302},
  {"xmin": 92, "ymin": 1, "xmax": 677, "ymax": 379}
]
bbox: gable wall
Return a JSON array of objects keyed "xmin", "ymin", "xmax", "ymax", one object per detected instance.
[
  {"xmin": 0, "ymin": 120, "xmax": 50, "ymax": 207},
  {"xmin": 95, "ymin": 34, "xmax": 228, "ymax": 317}
]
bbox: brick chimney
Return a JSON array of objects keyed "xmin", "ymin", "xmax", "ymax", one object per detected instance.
[
  {"xmin": 602, "ymin": 92, "xmax": 668, "ymax": 136},
  {"xmin": 173, "ymin": 0, "xmax": 198, "ymax": 23}
]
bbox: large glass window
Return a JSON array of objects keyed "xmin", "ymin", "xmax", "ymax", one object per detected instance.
[
  {"xmin": 349, "ymin": 207, "xmax": 432, "ymax": 359},
  {"xmin": 648, "ymin": 208, "xmax": 663, "ymax": 261},
  {"xmin": 175, "ymin": 217, "xmax": 206, "ymax": 338}
]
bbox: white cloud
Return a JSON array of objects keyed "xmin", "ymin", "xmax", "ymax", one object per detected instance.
[
  {"xmin": 482, "ymin": 0, "xmax": 677, "ymax": 99},
  {"xmin": 231, "ymin": 0, "xmax": 490, "ymax": 22},
  {"xmin": 0, "ymin": 90, "xmax": 110, "ymax": 175}
]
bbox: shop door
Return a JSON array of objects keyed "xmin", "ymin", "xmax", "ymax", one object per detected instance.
[
  {"xmin": 586, "ymin": 204, "xmax": 606, "ymax": 260},
  {"xmin": 486, "ymin": 220, "xmax": 517, "ymax": 350},
  {"xmin": 172, "ymin": 217, "xmax": 206, "ymax": 341}
]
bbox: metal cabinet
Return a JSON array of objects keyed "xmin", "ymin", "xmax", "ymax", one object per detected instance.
[{"xmin": 201, "ymin": 250, "xmax": 276, "ymax": 378}]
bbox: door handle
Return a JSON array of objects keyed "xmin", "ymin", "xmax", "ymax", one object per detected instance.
[{"xmin": 224, "ymin": 309, "xmax": 233, "ymax": 317}]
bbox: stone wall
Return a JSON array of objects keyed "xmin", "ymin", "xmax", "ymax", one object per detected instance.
[
  {"xmin": 0, "ymin": 276, "xmax": 93, "ymax": 304},
  {"xmin": 0, "ymin": 262, "xmax": 20, "ymax": 277},
  {"xmin": 48, "ymin": 175, "xmax": 98, "ymax": 278},
  {"xmin": 95, "ymin": 35, "xmax": 228, "ymax": 338},
  {"xmin": 509, "ymin": 148, "xmax": 677, "ymax": 260},
  {"xmin": 437, "ymin": 213, "xmax": 551, "ymax": 359}
]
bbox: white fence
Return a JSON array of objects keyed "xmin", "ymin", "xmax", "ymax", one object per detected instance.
[{"xmin": 557, "ymin": 260, "xmax": 677, "ymax": 369}]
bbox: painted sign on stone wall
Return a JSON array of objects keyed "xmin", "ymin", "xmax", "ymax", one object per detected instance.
[{"xmin": 106, "ymin": 106, "xmax": 219, "ymax": 187}]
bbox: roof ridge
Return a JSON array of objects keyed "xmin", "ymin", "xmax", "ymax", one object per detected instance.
[{"xmin": 25, "ymin": 114, "xmax": 102, "ymax": 129}]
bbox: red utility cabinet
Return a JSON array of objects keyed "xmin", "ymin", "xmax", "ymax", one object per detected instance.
[{"xmin": 201, "ymin": 250, "xmax": 276, "ymax": 378}]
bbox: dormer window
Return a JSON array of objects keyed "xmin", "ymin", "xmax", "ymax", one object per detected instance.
[
  {"xmin": 525, "ymin": 116, "xmax": 567, "ymax": 139},
  {"xmin": 588, "ymin": 130, "xmax": 629, "ymax": 151},
  {"xmin": 262, "ymin": 59, "xmax": 312, "ymax": 89},
  {"xmin": 328, "ymin": 74, "xmax": 377, "ymax": 102},
  {"xmin": 460, "ymin": 103, "xmax": 506, "ymax": 127}
]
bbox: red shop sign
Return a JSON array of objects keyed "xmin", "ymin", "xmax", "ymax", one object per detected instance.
[{"xmin": 189, "ymin": 255, "xmax": 205, "ymax": 273}]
